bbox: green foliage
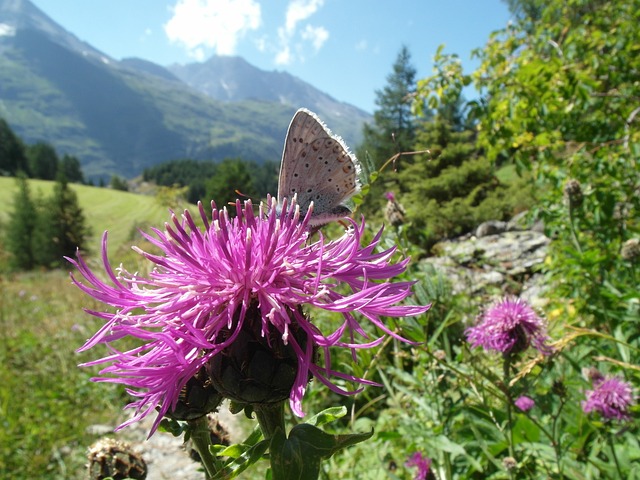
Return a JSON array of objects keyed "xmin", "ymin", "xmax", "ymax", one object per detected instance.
[
  {"xmin": 0, "ymin": 176, "xmax": 194, "ymax": 259},
  {"xmin": 4, "ymin": 175, "xmax": 89, "ymax": 270},
  {"xmin": 0, "ymin": 118, "xmax": 28, "ymax": 176},
  {"xmin": 469, "ymin": 0, "xmax": 639, "ymax": 329},
  {"xmin": 0, "ymin": 271, "xmax": 127, "ymax": 479},
  {"xmin": 359, "ymin": 46, "xmax": 420, "ymax": 217},
  {"xmin": 143, "ymin": 158, "xmax": 219, "ymax": 186},
  {"xmin": 59, "ymin": 154, "xmax": 84, "ymax": 183},
  {"xmin": 26, "ymin": 141, "xmax": 58, "ymax": 180},
  {"xmin": 361, "ymin": 45, "xmax": 418, "ymax": 164},
  {"xmin": 205, "ymin": 158, "xmax": 257, "ymax": 207},
  {"xmin": 110, "ymin": 174, "xmax": 129, "ymax": 191},
  {"xmin": 5, "ymin": 175, "xmax": 38, "ymax": 270},
  {"xmin": 143, "ymin": 157, "xmax": 279, "ymax": 205},
  {"xmin": 398, "ymin": 116, "xmax": 530, "ymax": 248},
  {"xmin": 40, "ymin": 174, "xmax": 92, "ymax": 267}
]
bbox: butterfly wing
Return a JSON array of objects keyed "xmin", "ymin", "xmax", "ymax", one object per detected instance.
[{"xmin": 278, "ymin": 109, "xmax": 360, "ymax": 225}]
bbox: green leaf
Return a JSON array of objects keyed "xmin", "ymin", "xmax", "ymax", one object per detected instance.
[
  {"xmin": 305, "ymin": 406, "xmax": 348, "ymax": 427},
  {"xmin": 211, "ymin": 439, "xmax": 270, "ymax": 479},
  {"xmin": 270, "ymin": 425, "xmax": 374, "ymax": 480}
]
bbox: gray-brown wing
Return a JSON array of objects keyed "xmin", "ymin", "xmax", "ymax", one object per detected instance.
[{"xmin": 278, "ymin": 109, "xmax": 360, "ymax": 218}]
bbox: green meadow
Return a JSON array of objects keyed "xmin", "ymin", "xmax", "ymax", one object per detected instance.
[
  {"xmin": 0, "ymin": 178, "xmax": 195, "ymax": 479},
  {"xmin": 0, "ymin": 176, "xmax": 189, "ymax": 258}
]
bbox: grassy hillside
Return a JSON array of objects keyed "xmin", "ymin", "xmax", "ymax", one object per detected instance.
[{"xmin": 0, "ymin": 176, "xmax": 192, "ymax": 258}]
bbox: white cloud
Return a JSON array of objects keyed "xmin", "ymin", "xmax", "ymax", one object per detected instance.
[
  {"xmin": 275, "ymin": 45, "xmax": 291, "ymax": 65},
  {"xmin": 275, "ymin": 0, "xmax": 327, "ymax": 65},
  {"xmin": 284, "ymin": 0, "xmax": 323, "ymax": 34},
  {"xmin": 164, "ymin": 0, "xmax": 262, "ymax": 59},
  {"xmin": 301, "ymin": 25, "xmax": 328, "ymax": 51}
]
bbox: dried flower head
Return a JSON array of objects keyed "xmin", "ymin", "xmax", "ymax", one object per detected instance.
[
  {"xmin": 87, "ymin": 438, "xmax": 147, "ymax": 480},
  {"xmin": 384, "ymin": 191, "xmax": 406, "ymax": 227},
  {"xmin": 69, "ymin": 197, "xmax": 429, "ymax": 433},
  {"xmin": 405, "ymin": 451, "xmax": 432, "ymax": 480},
  {"xmin": 514, "ymin": 395, "xmax": 535, "ymax": 412},
  {"xmin": 563, "ymin": 179, "xmax": 583, "ymax": 207},
  {"xmin": 621, "ymin": 237, "xmax": 640, "ymax": 262},
  {"xmin": 582, "ymin": 374, "xmax": 635, "ymax": 421},
  {"xmin": 466, "ymin": 297, "xmax": 552, "ymax": 356},
  {"xmin": 502, "ymin": 456, "xmax": 517, "ymax": 471}
]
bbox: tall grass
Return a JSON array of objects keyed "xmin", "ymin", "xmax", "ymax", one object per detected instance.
[
  {"xmin": 0, "ymin": 270, "xmax": 129, "ymax": 479},
  {"xmin": 0, "ymin": 179, "xmax": 196, "ymax": 478}
]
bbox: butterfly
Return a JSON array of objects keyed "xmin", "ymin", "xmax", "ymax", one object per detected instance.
[{"xmin": 277, "ymin": 108, "xmax": 361, "ymax": 228}]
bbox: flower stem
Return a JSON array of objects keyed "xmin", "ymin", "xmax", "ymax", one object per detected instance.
[
  {"xmin": 254, "ymin": 401, "xmax": 286, "ymax": 440},
  {"xmin": 608, "ymin": 430, "xmax": 623, "ymax": 478},
  {"xmin": 503, "ymin": 355, "xmax": 516, "ymax": 478},
  {"xmin": 188, "ymin": 416, "xmax": 219, "ymax": 479}
]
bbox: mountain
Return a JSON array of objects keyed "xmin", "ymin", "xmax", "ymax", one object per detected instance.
[
  {"xmin": 0, "ymin": 0, "xmax": 370, "ymax": 180},
  {"xmin": 167, "ymin": 56, "xmax": 369, "ymax": 141}
]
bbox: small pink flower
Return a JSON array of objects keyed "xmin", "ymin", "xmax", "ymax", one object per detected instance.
[
  {"xmin": 514, "ymin": 395, "xmax": 535, "ymax": 412},
  {"xmin": 68, "ymin": 196, "xmax": 429, "ymax": 434},
  {"xmin": 405, "ymin": 451, "xmax": 432, "ymax": 480},
  {"xmin": 466, "ymin": 297, "xmax": 552, "ymax": 356},
  {"xmin": 582, "ymin": 375, "xmax": 635, "ymax": 421}
]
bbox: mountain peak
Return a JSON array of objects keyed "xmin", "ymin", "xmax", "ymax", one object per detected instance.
[{"xmin": 0, "ymin": 0, "xmax": 109, "ymax": 61}]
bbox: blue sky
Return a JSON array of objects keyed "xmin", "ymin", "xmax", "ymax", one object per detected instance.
[{"xmin": 30, "ymin": 0, "xmax": 513, "ymax": 113}]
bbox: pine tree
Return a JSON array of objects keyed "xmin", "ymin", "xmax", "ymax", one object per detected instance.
[
  {"xmin": 360, "ymin": 46, "xmax": 418, "ymax": 165},
  {"xmin": 39, "ymin": 173, "xmax": 91, "ymax": 267},
  {"xmin": 59, "ymin": 154, "xmax": 85, "ymax": 183},
  {"xmin": 6, "ymin": 175, "xmax": 38, "ymax": 270},
  {"xmin": 26, "ymin": 141, "xmax": 59, "ymax": 180},
  {"xmin": 397, "ymin": 103, "xmax": 531, "ymax": 249},
  {"xmin": 204, "ymin": 158, "xmax": 257, "ymax": 207},
  {"xmin": 110, "ymin": 175, "xmax": 129, "ymax": 191},
  {"xmin": 0, "ymin": 119, "xmax": 29, "ymax": 176},
  {"xmin": 359, "ymin": 46, "xmax": 419, "ymax": 217}
]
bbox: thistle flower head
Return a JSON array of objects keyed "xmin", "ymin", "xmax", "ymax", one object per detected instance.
[
  {"xmin": 69, "ymin": 196, "xmax": 429, "ymax": 434},
  {"xmin": 582, "ymin": 374, "xmax": 635, "ymax": 421},
  {"xmin": 405, "ymin": 451, "xmax": 432, "ymax": 480},
  {"xmin": 465, "ymin": 297, "xmax": 552, "ymax": 356},
  {"xmin": 514, "ymin": 395, "xmax": 535, "ymax": 412}
]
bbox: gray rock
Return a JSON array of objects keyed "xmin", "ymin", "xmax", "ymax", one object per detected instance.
[
  {"xmin": 476, "ymin": 220, "xmax": 508, "ymax": 238},
  {"xmin": 422, "ymin": 226, "xmax": 550, "ymax": 305}
]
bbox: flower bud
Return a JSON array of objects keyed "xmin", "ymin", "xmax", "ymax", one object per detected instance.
[
  {"xmin": 207, "ymin": 301, "xmax": 313, "ymax": 405},
  {"xmin": 621, "ymin": 238, "xmax": 640, "ymax": 262},
  {"xmin": 87, "ymin": 438, "xmax": 147, "ymax": 480},
  {"xmin": 563, "ymin": 179, "xmax": 583, "ymax": 207}
]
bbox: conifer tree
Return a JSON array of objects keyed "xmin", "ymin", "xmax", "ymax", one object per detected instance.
[
  {"xmin": 6, "ymin": 174, "xmax": 38, "ymax": 270},
  {"xmin": 59, "ymin": 154, "xmax": 84, "ymax": 183},
  {"xmin": 361, "ymin": 45, "xmax": 418, "ymax": 164},
  {"xmin": 397, "ymin": 101, "xmax": 531, "ymax": 248},
  {"xmin": 0, "ymin": 119, "xmax": 29, "ymax": 176},
  {"xmin": 359, "ymin": 46, "xmax": 419, "ymax": 217},
  {"xmin": 204, "ymin": 158, "xmax": 257, "ymax": 207},
  {"xmin": 40, "ymin": 173, "xmax": 91, "ymax": 267},
  {"xmin": 26, "ymin": 141, "xmax": 59, "ymax": 180}
]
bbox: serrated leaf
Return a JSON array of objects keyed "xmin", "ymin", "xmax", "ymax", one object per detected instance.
[{"xmin": 270, "ymin": 424, "xmax": 373, "ymax": 480}]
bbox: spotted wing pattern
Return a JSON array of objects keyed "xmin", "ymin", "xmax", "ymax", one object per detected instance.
[{"xmin": 277, "ymin": 108, "xmax": 360, "ymax": 225}]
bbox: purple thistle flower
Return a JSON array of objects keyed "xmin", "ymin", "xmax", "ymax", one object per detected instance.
[
  {"xmin": 514, "ymin": 395, "xmax": 535, "ymax": 412},
  {"xmin": 465, "ymin": 297, "xmax": 552, "ymax": 356},
  {"xmin": 405, "ymin": 451, "xmax": 432, "ymax": 480},
  {"xmin": 68, "ymin": 196, "xmax": 429, "ymax": 434},
  {"xmin": 582, "ymin": 375, "xmax": 635, "ymax": 421}
]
